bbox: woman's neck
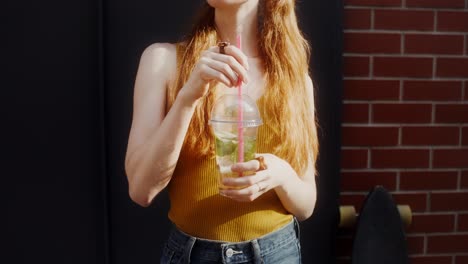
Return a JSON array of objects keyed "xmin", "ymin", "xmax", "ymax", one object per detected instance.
[{"xmin": 214, "ymin": 1, "xmax": 259, "ymax": 58}]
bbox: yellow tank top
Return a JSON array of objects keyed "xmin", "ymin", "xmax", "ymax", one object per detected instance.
[
  {"xmin": 167, "ymin": 117, "xmax": 293, "ymax": 242},
  {"xmin": 167, "ymin": 45, "xmax": 292, "ymax": 242}
]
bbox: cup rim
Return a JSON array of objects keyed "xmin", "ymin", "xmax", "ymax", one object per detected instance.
[{"xmin": 209, "ymin": 119, "xmax": 263, "ymax": 127}]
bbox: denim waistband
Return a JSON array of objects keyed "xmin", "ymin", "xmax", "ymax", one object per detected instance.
[{"xmin": 165, "ymin": 218, "xmax": 300, "ymax": 263}]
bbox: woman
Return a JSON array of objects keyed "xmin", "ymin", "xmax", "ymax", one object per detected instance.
[{"xmin": 125, "ymin": 0, "xmax": 319, "ymax": 263}]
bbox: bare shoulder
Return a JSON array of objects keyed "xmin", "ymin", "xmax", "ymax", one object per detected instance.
[
  {"xmin": 129, "ymin": 43, "xmax": 178, "ymax": 153},
  {"xmin": 305, "ymin": 74, "xmax": 314, "ymax": 90},
  {"xmin": 141, "ymin": 42, "xmax": 176, "ymax": 61},
  {"xmin": 305, "ymin": 74, "xmax": 315, "ymax": 101},
  {"xmin": 138, "ymin": 42, "xmax": 177, "ymax": 86}
]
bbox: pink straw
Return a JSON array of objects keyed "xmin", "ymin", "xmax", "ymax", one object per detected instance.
[{"xmin": 236, "ymin": 34, "xmax": 244, "ymax": 163}]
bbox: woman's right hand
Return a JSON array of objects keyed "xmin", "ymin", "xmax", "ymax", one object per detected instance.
[{"xmin": 180, "ymin": 45, "xmax": 250, "ymax": 104}]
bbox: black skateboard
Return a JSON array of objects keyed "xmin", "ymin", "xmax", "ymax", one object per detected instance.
[{"xmin": 351, "ymin": 186, "xmax": 409, "ymax": 264}]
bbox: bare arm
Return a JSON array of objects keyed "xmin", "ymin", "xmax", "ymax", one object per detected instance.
[
  {"xmin": 125, "ymin": 43, "xmax": 249, "ymax": 207},
  {"xmin": 125, "ymin": 43, "xmax": 197, "ymax": 207},
  {"xmin": 272, "ymin": 75, "xmax": 317, "ymax": 220},
  {"xmin": 270, "ymin": 155, "xmax": 317, "ymax": 221}
]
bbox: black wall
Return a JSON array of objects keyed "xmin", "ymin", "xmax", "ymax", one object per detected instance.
[
  {"xmin": 2, "ymin": 1, "xmax": 107, "ymax": 263},
  {"xmin": 2, "ymin": 1, "xmax": 342, "ymax": 263}
]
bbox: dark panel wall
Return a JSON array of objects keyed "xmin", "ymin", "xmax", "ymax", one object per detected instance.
[
  {"xmin": 2, "ymin": 1, "xmax": 107, "ymax": 263},
  {"xmin": 298, "ymin": 0, "xmax": 343, "ymax": 262}
]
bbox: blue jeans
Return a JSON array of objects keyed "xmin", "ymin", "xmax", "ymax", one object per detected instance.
[{"xmin": 160, "ymin": 219, "xmax": 301, "ymax": 264}]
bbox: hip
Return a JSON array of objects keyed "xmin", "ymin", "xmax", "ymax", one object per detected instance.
[{"xmin": 160, "ymin": 218, "xmax": 302, "ymax": 264}]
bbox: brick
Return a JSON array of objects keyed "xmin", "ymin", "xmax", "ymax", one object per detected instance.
[
  {"xmin": 342, "ymin": 103, "xmax": 369, "ymax": 123},
  {"xmin": 344, "ymin": 56, "xmax": 370, "ymax": 77},
  {"xmin": 372, "ymin": 149, "xmax": 430, "ymax": 168},
  {"xmin": 463, "ymin": 127, "xmax": 468, "ymax": 145},
  {"xmin": 344, "ymin": 33, "xmax": 401, "ymax": 54},
  {"xmin": 433, "ymin": 149, "xmax": 468, "ymax": 168},
  {"xmin": 405, "ymin": 34, "xmax": 464, "ymax": 55},
  {"xmin": 341, "ymin": 149, "xmax": 368, "ymax": 169},
  {"xmin": 465, "ymin": 81, "xmax": 468, "ymax": 101},
  {"xmin": 431, "ymin": 192, "xmax": 468, "ymax": 211},
  {"xmin": 409, "ymin": 214, "xmax": 455, "ymax": 233},
  {"xmin": 403, "ymin": 81, "xmax": 463, "ymax": 101},
  {"xmin": 401, "ymin": 126, "xmax": 460, "ymax": 145},
  {"xmin": 407, "ymin": 235, "xmax": 425, "ymax": 254},
  {"xmin": 438, "ymin": 11, "xmax": 468, "ymax": 32},
  {"xmin": 344, "ymin": 9, "xmax": 371, "ymax": 29},
  {"xmin": 374, "ymin": 57, "xmax": 433, "ymax": 78},
  {"xmin": 437, "ymin": 58, "xmax": 468, "ymax": 78},
  {"xmin": 465, "ymin": 41, "xmax": 468, "ymax": 58},
  {"xmin": 340, "ymin": 194, "xmax": 366, "ymax": 212},
  {"xmin": 427, "ymin": 234, "xmax": 468, "ymax": 253},
  {"xmin": 459, "ymin": 213, "xmax": 468, "ymax": 231},
  {"xmin": 344, "ymin": 0, "xmax": 401, "ymax": 6},
  {"xmin": 342, "ymin": 126, "xmax": 399, "ymax": 146},
  {"xmin": 436, "ymin": 104, "xmax": 468, "ymax": 123},
  {"xmin": 462, "ymin": 170, "xmax": 468, "ymax": 189},
  {"xmin": 393, "ymin": 193, "xmax": 428, "ymax": 212},
  {"xmin": 373, "ymin": 103, "xmax": 432, "ymax": 123},
  {"xmin": 410, "ymin": 256, "xmax": 452, "ymax": 264},
  {"xmin": 375, "ymin": 10, "xmax": 434, "ymax": 31},
  {"xmin": 400, "ymin": 171, "xmax": 459, "ymax": 190},
  {"xmin": 340, "ymin": 171, "xmax": 397, "ymax": 191},
  {"xmin": 344, "ymin": 80, "xmax": 400, "ymax": 100},
  {"xmin": 407, "ymin": 0, "xmax": 465, "ymax": 8},
  {"xmin": 456, "ymin": 256, "xmax": 468, "ymax": 264}
]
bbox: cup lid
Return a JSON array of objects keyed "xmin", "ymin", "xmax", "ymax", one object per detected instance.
[{"xmin": 209, "ymin": 94, "xmax": 263, "ymax": 127}]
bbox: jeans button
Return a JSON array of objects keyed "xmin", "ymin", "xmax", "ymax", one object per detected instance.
[{"xmin": 226, "ymin": 248, "xmax": 234, "ymax": 258}]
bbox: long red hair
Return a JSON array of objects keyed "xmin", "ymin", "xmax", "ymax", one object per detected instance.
[{"xmin": 167, "ymin": 0, "xmax": 318, "ymax": 176}]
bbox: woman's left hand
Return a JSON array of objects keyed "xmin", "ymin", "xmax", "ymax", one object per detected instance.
[{"xmin": 219, "ymin": 153, "xmax": 295, "ymax": 202}]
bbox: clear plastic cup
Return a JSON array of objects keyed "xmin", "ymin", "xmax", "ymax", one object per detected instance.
[{"xmin": 209, "ymin": 94, "xmax": 263, "ymax": 191}]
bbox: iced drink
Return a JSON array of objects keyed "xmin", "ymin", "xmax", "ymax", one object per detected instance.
[
  {"xmin": 214, "ymin": 129, "xmax": 258, "ymax": 190},
  {"xmin": 209, "ymin": 94, "xmax": 262, "ymax": 192}
]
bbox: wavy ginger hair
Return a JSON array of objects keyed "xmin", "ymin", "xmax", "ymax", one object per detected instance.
[{"xmin": 167, "ymin": 0, "xmax": 318, "ymax": 176}]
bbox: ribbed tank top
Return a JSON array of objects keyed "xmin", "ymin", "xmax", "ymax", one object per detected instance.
[
  {"xmin": 167, "ymin": 45, "xmax": 292, "ymax": 242},
  {"xmin": 167, "ymin": 118, "xmax": 293, "ymax": 242}
]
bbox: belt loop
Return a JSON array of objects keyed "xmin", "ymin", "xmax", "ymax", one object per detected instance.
[
  {"xmin": 183, "ymin": 237, "xmax": 196, "ymax": 264},
  {"xmin": 293, "ymin": 217, "xmax": 301, "ymax": 240},
  {"xmin": 251, "ymin": 239, "xmax": 263, "ymax": 264}
]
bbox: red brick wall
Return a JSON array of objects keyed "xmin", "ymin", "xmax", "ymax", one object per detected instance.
[{"xmin": 340, "ymin": 0, "xmax": 468, "ymax": 262}]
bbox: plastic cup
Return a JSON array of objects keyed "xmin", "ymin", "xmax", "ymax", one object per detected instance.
[{"xmin": 209, "ymin": 94, "xmax": 262, "ymax": 191}]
